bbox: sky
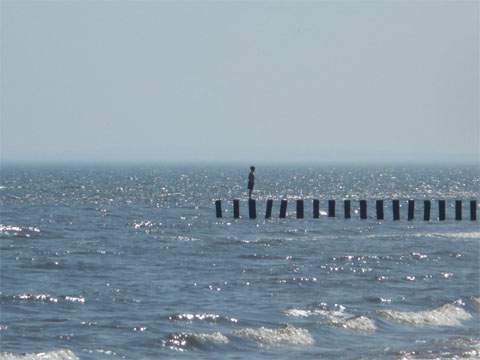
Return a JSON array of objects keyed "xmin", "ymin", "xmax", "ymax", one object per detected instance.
[{"xmin": 1, "ymin": 1, "xmax": 478, "ymax": 163}]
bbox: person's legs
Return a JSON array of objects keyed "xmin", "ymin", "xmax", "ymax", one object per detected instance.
[{"xmin": 248, "ymin": 189, "xmax": 252, "ymax": 199}]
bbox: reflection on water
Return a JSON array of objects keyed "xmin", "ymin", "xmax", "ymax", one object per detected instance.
[{"xmin": 0, "ymin": 164, "xmax": 479, "ymax": 359}]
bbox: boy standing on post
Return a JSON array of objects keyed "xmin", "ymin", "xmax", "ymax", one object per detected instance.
[{"xmin": 248, "ymin": 166, "xmax": 255, "ymax": 199}]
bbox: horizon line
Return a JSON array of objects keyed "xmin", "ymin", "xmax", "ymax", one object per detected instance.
[{"xmin": 1, "ymin": 158, "xmax": 479, "ymax": 167}]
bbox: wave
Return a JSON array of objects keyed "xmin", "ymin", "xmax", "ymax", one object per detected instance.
[
  {"xmin": 329, "ymin": 315, "xmax": 376, "ymax": 332},
  {"xmin": 285, "ymin": 304, "xmax": 376, "ymax": 332},
  {"xmin": 284, "ymin": 303, "xmax": 348, "ymax": 320},
  {"xmin": 239, "ymin": 254, "xmax": 287, "ymax": 261},
  {"xmin": 417, "ymin": 232, "xmax": 480, "ymax": 240},
  {"xmin": 378, "ymin": 303, "xmax": 472, "ymax": 327},
  {"xmin": 0, "ymin": 225, "xmax": 40, "ymax": 238},
  {"xmin": 234, "ymin": 324, "xmax": 314, "ymax": 346},
  {"xmin": 163, "ymin": 331, "xmax": 229, "ymax": 351},
  {"xmin": 275, "ymin": 276, "xmax": 318, "ymax": 284},
  {"xmin": 13, "ymin": 293, "xmax": 58, "ymax": 303},
  {"xmin": 1, "ymin": 294, "xmax": 85, "ymax": 304},
  {"xmin": 365, "ymin": 296, "xmax": 393, "ymax": 304},
  {"xmin": 0, "ymin": 349, "xmax": 79, "ymax": 360},
  {"xmin": 64, "ymin": 296, "xmax": 85, "ymax": 303},
  {"xmin": 472, "ymin": 297, "xmax": 480, "ymax": 310},
  {"xmin": 364, "ymin": 231, "xmax": 480, "ymax": 241},
  {"xmin": 132, "ymin": 220, "xmax": 162, "ymax": 233},
  {"xmin": 168, "ymin": 313, "xmax": 238, "ymax": 324},
  {"xmin": 391, "ymin": 337, "xmax": 480, "ymax": 360}
]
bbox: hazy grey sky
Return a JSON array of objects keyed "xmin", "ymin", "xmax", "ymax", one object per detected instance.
[{"xmin": 1, "ymin": 1, "xmax": 478, "ymax": 163}]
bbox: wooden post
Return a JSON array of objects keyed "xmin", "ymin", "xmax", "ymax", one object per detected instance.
[
  {"xmin": 279, "ymin": 199, "xmax": 288, "ymax": 218},
  {"xmin": 265, "ymin": 199, "xmax": 273, "ymax": 219},
  {"xmin": 360, "ymin": 200, "xmax": 367, "ymax": 219},
  {"xmin": 215, "ymin": 200, "xmax": 222, "ymax": 218},
  {"xmin": 344, "ymin": 200, "xmax": 351, "ymax": 219},
  {"xmin": 296, "ymin": 199, "xmax": 304, "ymax": 219},
  {"xmin": 233, "ymin": 199, "xmax": 240, "ymax": 219},
  {"xmin": 408, "ymin": 200, "xmax": 415, "ymax": 220},
  {"xmin": 471, "ymin": 200, "xmax": 477, "ymax": 221},
  {"xmin": 249, "ymin": 199, "xmax": 256, "ymax": 219},
  {"xmin": 313, "ymin": 199, "xmax": 320, "ymax": 218},
  {"xmin": 376, "ymin": 200, "xmax": 384, "ymax": 220},
  {"xmin": 455, "ymin": 200, "xmax": 462, "ymax": 220},
  {"xmin": 328, "ymin": 200, "xmax": 335, "ymax": 217},
  {"xmin": 424, "ymin": 200, "xmax": 431, "ymax": 221},
  {"xmin": 438, "ymin": 200, "xmax": 446, "ymax": 221},
  {"xmin": 392, "ymin": 200, "xmax": 400, "ymax": 221}
]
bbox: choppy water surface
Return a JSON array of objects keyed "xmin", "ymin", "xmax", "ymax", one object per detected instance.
[{"xmin": 0, "ymin": 164, "xmax": 479, "ymax": 360}]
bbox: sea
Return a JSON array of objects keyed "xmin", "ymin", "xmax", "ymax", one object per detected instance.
[{"xmin": 0, "ymin": 163, "xmax": 479, "ymax": 360}]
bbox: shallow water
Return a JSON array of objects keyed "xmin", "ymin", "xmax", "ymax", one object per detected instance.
[{"xmin": 0, "ymin": 164, "xmax": 479, "ymax": 359}]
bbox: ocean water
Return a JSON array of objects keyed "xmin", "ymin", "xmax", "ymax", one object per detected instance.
[{"xmin": 0, "ymin": 164, "xmax": 479, "ymax": 360}]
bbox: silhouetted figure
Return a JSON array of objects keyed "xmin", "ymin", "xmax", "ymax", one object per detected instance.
[{"xmin": 248, "ymin": 166, "xmax": 255, "ymax": 199}]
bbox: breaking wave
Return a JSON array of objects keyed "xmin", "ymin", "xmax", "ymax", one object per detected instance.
[
  {"xmin": 234, "ymin": 324, "xmax": 314, "ymax": 346},
  {"xmin": 285, "ymin": 304, "xmax": 376, "ymax": 332},
  {"xmin": 0, "ymin": 225, "xmax": 40, "ymax": 238},
  {"xmin": 0, "ymin": 293, "xmax": 85, "ymax": 304},
  {"xmin": 329, "ymin": 315, "xmax": 376, "ymax": 332},
  {"xmin": 163, "ymin": 331, "xmax": 229, "ymax": 351},
  {"xmin": 0, "ymin": 349, "xmax": 79, "ymax": 360},
  {"xmin": 378, "ymin": 303, "xmax": 472, "ymax": 327},
  {"xmin": 284, "ymin": 302, "xmax": 347, "ymax": 318},
  {"xmin": 168, "ymin": 313, "xmax": 238, "ymax": 323}
]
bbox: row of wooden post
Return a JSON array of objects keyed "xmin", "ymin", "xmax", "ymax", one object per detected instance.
[{"xmin": 215, "ymin": 199, "xmax": 477, "ymax": 221}]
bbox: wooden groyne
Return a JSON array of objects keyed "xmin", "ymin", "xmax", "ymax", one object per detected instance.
[{"xmin": 214, "ymin": 199, "xmax": 478, "ymax": 221}]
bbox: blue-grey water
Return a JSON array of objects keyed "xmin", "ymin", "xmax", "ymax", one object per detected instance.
[{"xmin": 0, "ymin": 164, "xmax": 479, "ymax": 360}]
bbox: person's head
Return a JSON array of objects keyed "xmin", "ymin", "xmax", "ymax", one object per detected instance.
[{"xmin": 250, "ymin": 166, "xmax": 255, "ymax": 172}]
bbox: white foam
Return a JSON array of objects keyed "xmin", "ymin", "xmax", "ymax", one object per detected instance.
[
  {"xmin": 0, "ymin": 225, "xmax": 22, "ymax": 233},
  {"xmin": 16, "ymin": 293, "xmax": 58, "ymax": 303},
  {"xmin": 170, "ymin": 313, "xmax": 219, "ymax": 321},
  {"xmin": 378, "ymin": 304, "xmax": 472, "ymax": 327},
  {"xmin": 193, "ymin": 332, "xmax": 229, "ymax": 344},
  {"xmin": 285, "ymin": 306, "xmax": 376, "ymax": 332},
  {"xmin": 284, "ymin": 309, "xmax": 311, "ymax": 317},
  {"xmin": 329, "ymin": 315, "xmax": 377, "ymax": 332},
  {"xmin": 168, "ymin": 313, "xmax": 237, "ymax": 323},
  {"xmin": 0, "ymin": 349, "xmax": 79, "ymax": 360},
  {"xmin": 286, "ymin": 302, "xmax": 348, "ymax": 317},
  {"xmin": 411, "ymin": 252, "xmax": 428, "ymax": 260},
  {"xmin": 9, "ymin": 294, "xmax": 85, "ymax": 304},
  {"xmin": 0, "ymin": 225, "xmax": 40, "ymax": 237},
  {"xmin": 377, "ymin": 297, "xmax": 392, "ymax": 303},
  {"xmin": 132, "ymin": 221, "xmax": 159, "ymax": 230},
  {"xmin": 163, "ymin": 331, "xmax": 229, "ymax": 351},
  {"xmin": 285, "ymin": 307, "xmax": 348, "ymax": 320},
  {"xmin": 234, "ymin": 324, "xmax": 314, "ymax": 346},
  {"xmin": 64, "ymin": 296, "xmax": 85, "ymax": 303}
]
